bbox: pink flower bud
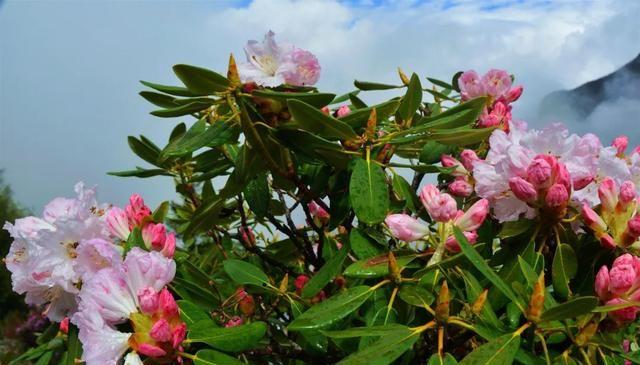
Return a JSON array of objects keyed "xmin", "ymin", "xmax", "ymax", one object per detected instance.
[
  {"xmin": 161, "ymin": 232, "xmax": 176, "ymax": 258},
  {"xmin": 581, "ymin": 204, "xmax": 607, "ymax": 233},
  {"xmin": 308, "ymin": 201, "xmax": 330, "ymax": 225},
  {"xmin": 595, "ymin": 265, "xmax": 610, "ymax": 300},
  {"xmin": 137, "ymin": 343, "xmax": 167, "ymax": 357},
  {"xmin": 336, "ymin": 105, "xmax": 351, "ymax": 118},
  {"xmin": 441, "ymin": 155, "xmax": 467, "ymax": 177},
  {"xmin": 171, "ymin": 323, "xmax": 187, "ymax": 348},
  {"xmin": 449, "ymin": 179, "xmax": 473, "ymax": 197},
  {"xmin": 600, "ymin": 233, "xmax": 617, "ymax": 249},
  {"xmin": 619, "ymin": 181, "xmax": 637, "ymax": 207},
  {"xmin": 142, "ymin": 223, "xmax": 167, "ymax": 251},
  {"xmin": 444, "ymin": 231, "xmax": 478, "ymax": 253},
  {"xmin": 225, "ymin": 316, "xmax": 244, "ymax": 328},
  {"xmin": 420, "ymin": 185, "xmax": 458, "ymax": 222},
  {"xmin": 158, "ymin": 288, "xmax": 178, "ymax": 318},
  {"xmin": 454, "ymin": 199, "xmax": 489, "ymax": 232},
  {"xmin": 385, "ymin": 214, "xmax": 430, "ymax": 241},
  {"xmin": 527, "ymin": 157, "xmax": 553, "ymax": 187},
  {"xmin": 509, "ymin": 177, "xmax": 538, "ymax": 203},
  {"xmin": 573, "ymin": 175, "xmax": 594, "ymax": 191},
  {"xmin": 150, "ymin": 319, "xmax": 172, "ymax": 342},
  {"xmin": 460, "ymin": 149, "xmax": 479, "ymax": 171},
  {"xmin": 106, "ymin": 207, "xmax": 130, "ymax": 241},
  {"xmin": 554, "ymin": 162, "xmax": 571, "ymax": 190},
  {"xmin": 125, "ymin": 194, "xmax": 151, "ymax": 228},
  {"xmin": 606, "ymin": 298, "xmax": 639, "ymax": 323},
  {"xmin": 321, "ymin": 106, "xmax": 330, "ymax": 115},
  {"xmin": 59, "ymin": 317, "xmax": 69, "ymax": 334},
  {"xmin": 504, "ymin": 85, "xmax": 523, "ymax": 103},
  {"xmin": 545, "ymin": 184, "xmax": 569, "ymax": 208},
  {"xmin": 612, "ymin": 135, "xmax": 629, "ymax": 155},
  {"xmin": 598, "ymin": 178, "xmax": 619, "ymax": 212},
  {"xmin": 294, "ymin": 275, "xmax": 309, "ymax": 292},
  {"xmin": 622, "ymin": 216, "xmax": 640, "ymax": 246},
  {"xmin": 138, "ymin": 287, "xmax": 159, "ymax": 314},
  {"xmin": 609, "ymin": 264, "xmax": 637, "ymax": 296}
]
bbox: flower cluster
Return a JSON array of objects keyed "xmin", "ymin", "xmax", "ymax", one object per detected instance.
[
  {"xmin": 3, "ymin": 185, "xmax": 184, "ymax": 364},
  {"xmin": 595, "ymin": 254, "xmax": 640, "ymax": 322},
  {"xmin": 458, "ymin": 69, "xmax": 523, "ymax": 129},
  {"xmin": 385, "ymin": 184, "xmax": 489, "ymax": 262},
  {"xmin": 238, "ymin": 30, "xmax": 321, "ymax": 87}
]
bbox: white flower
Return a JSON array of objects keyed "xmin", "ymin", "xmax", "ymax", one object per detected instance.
[{"xmin": 72, "ymin": 310, "xmax": 131, "ymax": 365}]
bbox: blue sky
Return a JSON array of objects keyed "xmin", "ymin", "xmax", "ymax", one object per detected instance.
[{"xmin": 1, "ymin": 0, "xmax": 639, "ymax": 212}]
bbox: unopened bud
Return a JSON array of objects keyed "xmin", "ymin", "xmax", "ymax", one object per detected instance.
[
  {"xmin": 388, "ymin": 251, "xmax": 401, "ymax": 282},
  {"xmin": 575, "ymin": 322, "xmax": 598, "ymax": 347},
  {"xmin": 398, "ymin": 67, "xmax": 410, "ymax": 86},
  {"xmin": 471, "ymin": 289, "xmax": 488, "ymax": 315},
  {"xmin": 435, "ymin": 281, "xmax": 450, "ymax": 322},
  {"xmin": 527, "ymin": 272, "xmax": 545, "ymax": 323},
  {"xmin": 279, "ymin": 274, "xmax": 289, "ymax": 294}
]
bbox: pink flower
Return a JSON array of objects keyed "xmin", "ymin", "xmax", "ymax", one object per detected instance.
[
  {"xmin": 106, "ymin": 207, "xmax": 130, "ymax": 241},
  {"xmin": 125, "ymin": 194, "xmax": 151, "ymax": 228},
  {"xmin": 612, "ymin": 135, "xmax": 629, "ymax": 155},
  {"xmin": 238, "ymin": 31, "xmax": 320, "ymax": 87},
  {"xmin": 594, "ymin": 254, "xmax": 640, "ymax": 322},
  {"xmin": 503, "ymin": 85, "xmax": 523, "ymax": 103},
  {"xmin": 420, "ymin": 185, "xmax": 458, "ymax": 222},
  {"xmin": 449, "ymin": 179, "xmax": 473, "ymax": 197},
  {"xmin": 385, "ymin": 214, "xmax": 430, "ymax": 242},
  {"xmin": 142, "ymin": 223, "xmax": 167, "ymax": 251},
  {"xmin": 458, "ymin": 70, "xmax": 485, "ymax": 100},
  {"xmin": 454, "ymin": 199, "xmax": 489, "ymax": 232},
  {"xmin": 336, "ymin": 105, "xmax": 351, "ymax": 118},
  {"xmin": 138, "ymin": 287, "xmax": 159, "ymax": 314},
  {"xmin": 478, "ymin": 101, "xmax": 510, "ymax": 128},
  {"xmin": 481, "ymin": 69, "xmax": 512, "ymax": 98}
]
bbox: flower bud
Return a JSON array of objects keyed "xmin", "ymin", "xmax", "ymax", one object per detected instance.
[
  {"xmin": 581, "ymin": 204, "xmax": 607, "ymax": 233},
  {"xmin": 609, "ymin": 264, "xmax": 637, "ymax": 296},
  {"xmin": 171, "ymin": 323, "xmax": 187, "ymax": 348},
  {"xmin": 460, "ymin": 149, "xmax": 480, "ymax": 171},
  {"xmin": 142, "ymin": 223, "xmax": 167, "ymax": 251},
  {"xmin": 454, "ymin": 199, "xmax": 489, "ymax": 232},
  {"xmin": 239, "ymin": 293, "xmax": 255, "ymax": 316},
  {"xmin": 161, "ymin": 233, "xmax": 176, "ymax": 258},
  {"xmin": 294, "ymin": 275, "xmax": 309, "ymax": 293},
  {"xmin": 225, "ymin": 316, "xmax": 244, "ymax": 328},
  {"xmin": 385, "ymin": 214, "xmax": 429, "ymax": 241},
  {"xmin": 158, "ymin": 288, "xmax": 178, "ymax": 318},
  {"xmin": 321, "ymin": 106, "xmax": 330, "ymax": 115},
  {"xmin": 150, "ymin": 319, "xmax": 172, "ymax": 342},
  {"xmin": 621, "ymin": 216, "xmax": 640, "ymax": 247},
  {"xmin": 573, "ymin": 175, "xmax": 594, "ymax": 191},
  {"xmin": 600, "ymin": 233, "xmax": 617, "ymax": 250},
  {"xmin": 420, "ymin": 185, "xmax": 458, "ymax": 222},
  {"xmin": 138, "ymin": 287, "xmax": 159, "ymax": 314},
  {"xmin": 106, "ymin": 207, "xmax": 130, "ymax": 241},
  {"xmin": 449, "ymin": 179, "xmax": 473, "ymax": 197},
  {"xmin": 509, "ymin": 177, "xmax": 538, "ymax": 203},
  {"xmin": 308, "ymin": 201, "xmax": 330, "ymax": 226},
  {"xmin": 471, "ymin": 289, "xmax": 488, "ymax": 315},
  {"xmin": 504, "ymin": 85, "xmax": 523, "ymax": 103},
  {"xmin": 527, "ymin": 156, "xmax": 553, "ymax": 187},
  {"xmin": 619, "ymin": 181, "xmax": 637, "ymax": 210},
  {"xmin": 137, "ymin": 343, "xmax": 167, "ymax": 357},
  {"xmin": 598, "ymin": 178, "xmax": 619, "ymax": 212},
  {"xmin": 545, "ymin": 184, "xmax": 569, "ymax": 208},
  {"xmin": 388, "ymin": 251, "xmax": 401, "ymax": 282},
  {"xmin": 595, "ymin": 266, "xmax": 611, "ymax": 300},
  {"xmin": 575, "ymin": 322, "xmax": 598, "ymax": 347},
  {"xmin": 527, "ymin": 272, "xmax": 545, "ymax": 323},
  {"xmin": 59, "ymin": 317, "xmax": 69, "ymax": 334},
  {"xmin": 612, "ymin": 135, "xmax": 629, "ymax": 155},
  {"xmin": 336, "ymin": 105, "xmax": 351, "ymax": 118},
  {"xmin": 435, "ymin": 281, "xmax": 450, "ymax": 322},
  {"xmin": 240, "ymin": 226, "xmax": 256, "ymax": 246},
  {"xmin": 441, "ymin": 155, "xmax": 467, "ymax": 177},
  {"xmin": 606, "ymin": 298, "xmax": 639, "ymax": 323},
  {"xmin": 444, "ymin": 231, "xmax": 477, "ymax": 253},
  {"xmin": 125, "ymin": 194, "xmax": 151, "ymax": 228}
]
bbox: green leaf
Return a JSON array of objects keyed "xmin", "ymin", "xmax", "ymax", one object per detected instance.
[
  {"xmin": 540, "ymin": 296, "xmax": 598, "ymax": 322},
  {"xmin": 459, "ymin": 332, "xmax": 521, "ymax": 365},
  {"xmin": 344, "ymin": 254, "xmax": 416, "ymax": 278},
  {"xmin": 223, "ymin": 259, "xmax": 271, "ymax": 288},
  {"xmin": 391, "ymin": 173, "xmax": 418, "ymax": 212},
  {"xmin": 253, "ymin": 89, "xmax": 336, "ymax": 108},
  {"xmin": 287, "ymin": 99, "xmax": 359, "ymax": 141},
  {"xmin": 431, "ymin": 127, "xmax": 496, "ymax": 146},
  {"xmin": 193, "ymin": 349, "xmax": 244, "ymax": 365},
  {"xmin": 349, "ymin": 158, "xmax": 389, "ymax": 225},
  {"xmin": 353, "ymin": 80, "xmax": 402, "ymax": 90},
  {"xmin": 140, "ymin": 80, "xmax": 199, "ymax": 97},
  {"xmin": 349, "ymin": 227, "xmax": 383, "ymax": 259},
  {"xmin": 127, "ymin": 136, "xmax": 160, "ymax": 166},
  {"xmin": 420, "ymin": 97, "xmax": 487, "ymax": 129},
  {"xmin": 107, "ymin": 168, "xmax": 170, "ymax": 178},
  {"xmin": 426, "ymin": 77, "xmax": 453, "ymax": 90},
  {"xmin": 397, "ymin": 73, "xmax": 423, "ymax": 122},
  {"xmin": 178, "ymin": 300, "xmax": 213, "ymax": 326},
  {"xmin": 498, "ymin": 220, "xmax": 535, "ymax": 239},
  {"xmin": 274, "ymin": 129, "xmax": 352, "ymax": 169},
  {"xmin": 173, "ymin": 64, "xmax": 230, "ymax": 94},
  {"xmin": 340, "ymin": 99, "xmax": 400, "ymax": 129},
  {"xmin": 188, "ymin": 321, "xmax": 267, "ymax": 352},
  {"xmin": 331, "ymin": 90, "xmax": 361, "ymax": 104},
  {"xmin": 150, "ymin": 101, "xmax": 212, "ymax": 118},
  {"xmin": 162, "ymin": 120, "xmax": 238, "ymax": 157},
  {"xmin": 397, "ymin": 284, "xmax": 435, "ymax": 307},
  {"xmin": 139, "ymin": 91, "xmax": 178, "ymax": 108},
  {"xmin": 152, "ymin": 201, "xmax": 170, "ymax": 222},
  {"xmin": 289, "ymin": 286, "xmax": 373, "ymax": 330},
  {"xmin": 65, "ymin": 324, "xmax": 81, "ymax": 365},
  {"xmin": 552, "ymin": 243, "xmax": 578, "ymax": 299},
  {"xmin": 419, "ymin": 140, "xmax": 454, "ymax": 164},
  {"xmin": 322, "ymin": 324, "xmax": 409, "ymax": 338},
  {"xmin": 244, "ymin": 173, "xmax": 270, "ymax": 219},
  {"xmin": 427, "ymin": 353, "xmax": 459, "ymax": 365},
  {"xmin": 453, "ymin": 227, "xmax": 525, "ymax": 312},
  {"xmin": 302, "ymin": 245, "xmax": 349, "ymax": 299},
  {"xmin": 335, "ymin": 329, "xmax": 420, "ymax": 365}
]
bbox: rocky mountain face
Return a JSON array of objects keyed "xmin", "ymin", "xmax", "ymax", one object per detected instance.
[{"xmin": 540, "ymin": 53, "xmax": 640, "ymax": 122}]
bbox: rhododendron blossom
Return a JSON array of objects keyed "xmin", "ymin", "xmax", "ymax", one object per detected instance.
[{"xmin": 595, "ymin": 254, "xmax": 640, "ymax": 322}]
